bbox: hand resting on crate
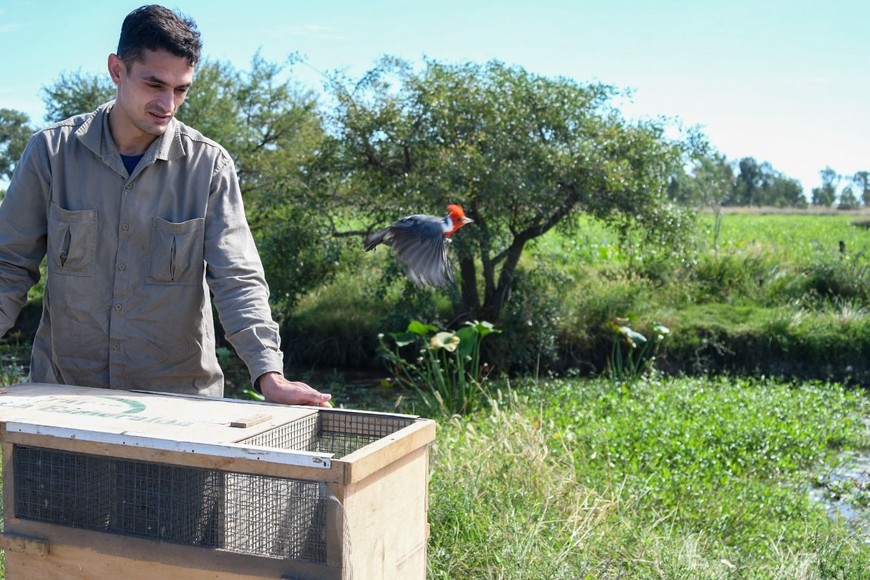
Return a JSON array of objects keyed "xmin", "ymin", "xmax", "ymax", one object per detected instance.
[{"xmin": 257, "ymin": 372, "xmax": 333, "ymax": 407}]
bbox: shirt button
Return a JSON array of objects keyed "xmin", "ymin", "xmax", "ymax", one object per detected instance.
[
  {"xmin": 117, "ymin": 263, "xmax": 126, "ymax": 271},
  {"xmin": 121, "ymin": 223, "xmax": 130, "ymax": 231},
  {"xmin": 114, "ymin": 304, "xmax": 122, "ymax": 312},
  {"xmin": 125, "ymin": 183, "xmax": 133, "ymax": 191},
  {"xmin": 112, "ymin": 343, "xmax": 121, "ymax": 350}
]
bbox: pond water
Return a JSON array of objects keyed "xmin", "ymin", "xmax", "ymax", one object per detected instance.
[{"xmin": 809, "ymin": 449, "xmax": 870, "ymax": 543}]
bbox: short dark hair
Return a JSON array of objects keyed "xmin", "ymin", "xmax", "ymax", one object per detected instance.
[{"xmin": 117, "ymin": 4, "xmax": 202, "ymax": 69}]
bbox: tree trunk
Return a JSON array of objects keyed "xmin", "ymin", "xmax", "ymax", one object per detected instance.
[
  {"xmin": 455, "ymin": 256, "xmax": 480, "ymax": 322},
  {"xmin": 480, "ymin": 241, "xmax": 525, "ymax": 324}
]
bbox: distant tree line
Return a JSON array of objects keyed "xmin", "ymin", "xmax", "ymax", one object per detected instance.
[{"xmin": 667, "ymin": 152, "xmax": 869, "ymax": 210}]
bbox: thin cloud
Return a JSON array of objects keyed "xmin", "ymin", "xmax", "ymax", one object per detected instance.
[
  {"xmin": 0, "ymin": 21, "xmax": 28, "ymax": 34},
  {"xmin": 275, "ymin": 25, "xmax": 345, "ymax": 41}
]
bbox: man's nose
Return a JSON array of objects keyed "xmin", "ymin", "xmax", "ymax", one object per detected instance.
[{"xmin": 155, "ymin": 89, "xmax": 177, "ymax": 112}]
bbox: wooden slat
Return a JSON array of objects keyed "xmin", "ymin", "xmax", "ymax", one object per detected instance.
[
  {"xmin": 340, "ymin": 445, "xmax": 431, "ymax": 579},
  {"xmin": 324, "ymin": 493, "xmax": 346, "ymax": 570},
  {"xmin": 0, "ymin": 383, "xmax": 318, "ymax": 445},
  {"xmin": 3, "ymin": 421, "xmax": 332, "ymax": 469},
  {"xmin": 2, "ymin": 519, "xmax": 342, "ymax": 579},
  {"xmin": 229, "ymin": 414, "xmax": 271, "ymax": 428},
  {"xmin": 340, "ymin": 419, "xmax": 436, "ymax": 484},
  {"xmin": 2, "ymin": 431, "xmax": 15, "ymax": 520},
  {"xmin": 0, "ymin": 531, "xmax": 49, "ymax": 555}
]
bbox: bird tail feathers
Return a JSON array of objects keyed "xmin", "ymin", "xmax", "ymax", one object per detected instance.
[{"xmin": 363, "ymin": 228, "xmax": 391, "ymax": 251}]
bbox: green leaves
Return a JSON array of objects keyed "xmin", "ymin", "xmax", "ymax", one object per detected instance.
[
  {"xmin": 41, "ymin": 71, "xmax": 115, "ymax": 124},
  {"xmin": 379, "ymin": 319, "xmax": 499, "ymax": 416},
  {"xmin": 389, "ymin": 320, "xmax": 438, "ymax": 347},
  {"xmin": 537, "ymin": 375, "xmax": 870, "ymax": 559},
  {"xmin": 0, "ymin": 108, "xmax": 33, "ymax": 182},
  {"xmin": 607, "ymin": 317, "xmax": 669, "ymax": 381},
  {"xmin": 182, "ymin": 57, "xmax": 337, "ymax": 309}
]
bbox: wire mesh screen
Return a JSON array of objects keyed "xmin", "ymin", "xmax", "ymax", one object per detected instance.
[
  {"xmin": 241, "ymin": 410, "xmax": 417, "ymax": 458},
  {"xmin": 12, "ymin": 445, "xmax": 338, "ymax": 562}
]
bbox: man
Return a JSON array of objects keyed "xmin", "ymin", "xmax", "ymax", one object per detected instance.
[{"xmin": 0, "ymin": 5, "xmax": 330, "ymax": 407}]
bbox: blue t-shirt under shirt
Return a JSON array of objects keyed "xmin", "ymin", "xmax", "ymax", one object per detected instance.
[{"xmin": 121, "ymin": 154, "xmax": 144, "ymax": 175}]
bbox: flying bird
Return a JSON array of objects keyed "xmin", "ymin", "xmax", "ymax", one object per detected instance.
[{"xmin": 364, "ymin": 204, "xmax": 474, "ymax": 287}]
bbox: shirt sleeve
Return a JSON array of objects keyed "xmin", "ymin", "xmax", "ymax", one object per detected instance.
[
  {"xmin": 0, "ymin": 134, "xmax": 50, "ymax": 336},
  {"xmin": 203, "ymin": 152, "xmax": 285, "ymax": 385}
]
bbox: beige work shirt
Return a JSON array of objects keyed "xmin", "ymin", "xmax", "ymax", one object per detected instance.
[{"xmin": 0, "ymin": 102, "xmax": 284, "ymax": 397}]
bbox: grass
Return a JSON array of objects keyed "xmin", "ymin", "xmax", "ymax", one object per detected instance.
[
  {"xmin": 6, "ymin": 372, "xmax": 866, "ymax": 578},
  {"xmin": 507, "ymin": 210, "xmax": 870, "ymax": 383},
  {"xmin": 426, "ymin": 376, "xmax": 870, "ymax": 578},
  {"xmin": 270, "ymin": 209, "xmax": 870, "ymax": 384},
  {"xmin": 4, "ymin": 210, "xmax": 870, "ymax": 577}
]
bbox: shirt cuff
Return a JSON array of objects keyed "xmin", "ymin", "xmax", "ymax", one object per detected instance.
[{"xmin": 252, "ymin": 371, "xmax": 280, "ymax": 394}]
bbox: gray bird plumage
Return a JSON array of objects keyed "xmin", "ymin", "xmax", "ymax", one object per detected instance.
[{"xmin": 364, "ymin": 214, "xmax": 454, "ymax": 287}]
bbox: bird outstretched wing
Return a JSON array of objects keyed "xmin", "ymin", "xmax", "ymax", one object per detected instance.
[{"xmin": 365, "ymin": 215, "xmax": 453, "ymax": 287}]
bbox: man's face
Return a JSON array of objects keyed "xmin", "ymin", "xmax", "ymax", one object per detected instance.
[{"xmin": 108, "ymin": 48, "xmax": 194, "ymax": 145}]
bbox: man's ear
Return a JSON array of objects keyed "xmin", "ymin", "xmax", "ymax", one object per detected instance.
[{"xmin": 107, "ymin": 54, "xmax": 124, "ymax": 84}]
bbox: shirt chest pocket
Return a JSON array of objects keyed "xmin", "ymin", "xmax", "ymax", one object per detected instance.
[
  {"xmin": 48, "ymin": 203, "xmax": 98, "ymax": 277},
  {"xmin": 147, "ymin": 217, "xmax": 205, "ymax": 286}
]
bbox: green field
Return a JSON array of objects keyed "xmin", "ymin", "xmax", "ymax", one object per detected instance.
[
  {"xmin": 700, "ymin": 210, "xmax": 870, "ymax": 261},
  {"xmin": 427, "ymin": 376, "xmax": 870, "ymax": 578},
  {"xmin": 531, "ymin": 209, "xmax": 870, "ymax": 268},
  {"xmin": 3, "ymin": 209, "xmax": 870, "ymax": 578}
]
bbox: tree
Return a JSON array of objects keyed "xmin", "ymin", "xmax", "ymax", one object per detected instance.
[
  {"xmin": 0, "ymin": 71, "xmax": 113, "ymax": 182},
  {"xmin": 180, "ymin": 56, "xmax": 340, "ymax": 309},
  {"xmin": 851, "ymin": 171, "xmax": 870, "ymax": 206},
  {"xmin": 764, "ymin": 174, "xmax": 806, "ymax": 208},
  {"xmin": 669, "ymin": 151, "xmax": 734, "ymax": 254},
  {"xmin": 720, "ymin": 156, "xmax": 806, "ymax": 208},
  {"xmin": 733, "ymin": 157, "xmax": 763, "ymax": 206},
  {"xmin": 328, "ymin": 58, "xmax": 696, "ymax": 323},
  {"xmin": 838, "ymin": 186, "xmax": 858, "ymax": 210},
  {"xmin": 41, "ymin": 70, "xmax": 115, "ymax": 123},
  {"xmin": 811, "ymin": 167, "xmax": 839, "ymax": 207},
  {"xmin": 0, "ymin": 109, "xmax": 34, "ymax": 182},
  {"xmin": 673, "ymin": 154, "xmax": 805, "ymax": 210}
]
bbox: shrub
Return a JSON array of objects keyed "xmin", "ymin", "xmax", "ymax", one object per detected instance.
[
  {"xmin": 485, "ymin": 265, "xmax": 566, "ymax": 374},
  {"xmin": 378, "ymin": 320, "xmax": 499, "ymax": 416},
  {"xmin": 797, "ymin": 258, "xmax": 870, "ymax": 305}
]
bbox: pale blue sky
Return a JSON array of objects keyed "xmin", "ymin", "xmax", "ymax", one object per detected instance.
[{"xmin": 1, "ymin": 0, "xmax": 867, "ymax": 194}]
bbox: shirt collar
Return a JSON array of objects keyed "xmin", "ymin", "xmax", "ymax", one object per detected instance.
[{"xmin": 76, "ymin": 101, "xmax": 187, "ymax": 172}]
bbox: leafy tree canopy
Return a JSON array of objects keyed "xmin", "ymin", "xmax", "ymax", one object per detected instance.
[
  {"xmin": 0, "ymin": 108, "xmax": 34, "ymax": 182},
  {"xmin": 327, "ymin": 58, "xmax": 698, "ymax": 322}
]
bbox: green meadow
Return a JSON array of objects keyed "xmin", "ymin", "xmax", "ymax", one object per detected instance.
[
  {"xmin": 312, "ymin": 209, "xmax": 870, "ymax": 578},
  {"xmin": 4, "ymin": 210, "xmax": 870, "ymax": 578}
]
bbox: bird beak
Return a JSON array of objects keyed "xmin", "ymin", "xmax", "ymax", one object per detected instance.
[{"xmin": 462, "ymin": 217, "xmax": 474, "ymax": 225}]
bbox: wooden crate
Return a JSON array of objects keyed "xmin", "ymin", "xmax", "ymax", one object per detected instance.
[{"xmin": 0, "ymin": 383, "xmax": 435, "ymax": 579}]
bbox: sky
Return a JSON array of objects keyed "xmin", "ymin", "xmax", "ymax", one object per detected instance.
[{"xmin": 1, "ymin": 0, "xmax": 867, "ymax": 195}]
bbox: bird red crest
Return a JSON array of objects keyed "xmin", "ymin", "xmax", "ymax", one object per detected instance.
[{"xmin": 447, "ymin": 204, "xmax": 466, "ymax": 220}]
